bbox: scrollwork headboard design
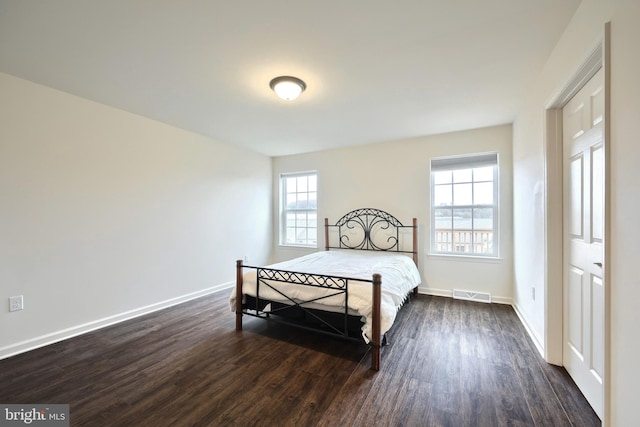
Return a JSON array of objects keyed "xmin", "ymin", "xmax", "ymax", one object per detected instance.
[{"xmin": 324, "ymin": 208, "xmax": 418, "ymax": 264}]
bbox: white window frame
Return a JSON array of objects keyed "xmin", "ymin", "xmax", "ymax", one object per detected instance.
[
  {"xmin": 279, "ymin": 171, "xmax": 318, "ymax": 247},
  {"xmin": 430, "ymin": 153, "xmax": 499, "ymax": 258}
]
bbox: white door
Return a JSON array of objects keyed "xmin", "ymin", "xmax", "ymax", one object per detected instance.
[{"xmin": 562, "ymin": 68, "xmax": 604, "ymax": 419}]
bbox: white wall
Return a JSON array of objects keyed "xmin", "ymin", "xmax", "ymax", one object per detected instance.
[
  {"xmin": 513, "ymin": 0, "xmax": 640, "ymax": 424},
  {"xmin": 0, "ymin": 73, "xmax": 272, "ymax": 358},
  {"xmin": 272, "ymin": 124, "xmax": 514, "ymax": 303},
  {"xmin": 512, "ymin": 0, "xmax": 614, "ymax": 356}
]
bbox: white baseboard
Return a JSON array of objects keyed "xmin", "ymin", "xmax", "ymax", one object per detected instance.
[
  {"xmin": 417, "ymin": 286, "xmax": 512, "ymax": 305},
  {"xmin": 511, "ymin": 302, "xmax": 545, "ymax": 357},
  {"xmin": 417, "ymin": 286, "xmax": 450, "ymax": 298},
  {"xmin": 0, "ymin": 281, "xmax": 234, "ymax": 360}
]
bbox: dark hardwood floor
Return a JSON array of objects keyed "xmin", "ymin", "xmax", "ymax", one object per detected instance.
[{"xmin": 0, "ymin": 291, "xmax": 600, "ymax": 426}]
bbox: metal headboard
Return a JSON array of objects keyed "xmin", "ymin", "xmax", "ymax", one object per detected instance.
[{"xmin": 324, "ymin": 208, "xmax": 418, "ymax": 266}]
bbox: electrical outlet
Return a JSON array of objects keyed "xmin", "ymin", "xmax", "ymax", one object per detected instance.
[
  {"xmin": 532, "ymin": 287, "xmax": 536, "ymax": 300},
  {"xmin": 9, "ymin": 295, "xmax": 24, "ymax": 312},
  {"xmin": 244, "ymin": 255, "xmax": 249, "ymax": 263}
]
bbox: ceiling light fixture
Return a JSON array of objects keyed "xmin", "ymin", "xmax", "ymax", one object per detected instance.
[{"xmin": 269, "ymin": 76, "xmax": 306, "ymax": 101}]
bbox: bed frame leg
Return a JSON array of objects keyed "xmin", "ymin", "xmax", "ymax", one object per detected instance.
[
  {"xmin": 371, "ymin": 273, "xmax": 382, "ymax": 371},
  {"xmin": 412, "ymin": 218, "xmax": 419, "ymax": 297},
  {"xmin": 236, "ymin": 259, "xmax": 244, "ymax": 331}
]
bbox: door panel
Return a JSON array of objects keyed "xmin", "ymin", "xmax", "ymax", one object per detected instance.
[
  {"xmin": 567, "ymin": 267, "xmax": 583, "ymax": 353},
  {"xmin": 569, "ymin": 155, "xmax": 583, "ymax": 238},
  {"xmin": 592, "ymin": 274, "xmax": 605, "ymax": 379},
  {"xmin": 592, "ymin": 146, "xmax": 604, "ymax": 241}
]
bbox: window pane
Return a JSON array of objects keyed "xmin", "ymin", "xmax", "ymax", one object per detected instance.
[
  {"xmin": 434, "ymin": 207, "xmax": 452, "ymax": 230},
  {"xmin": 453, "ymin": 208, "xmax": 472, "ymax": 230},
  {"xmin": 286, "ymin": 177, "xmax": 297, "ymax": 193},
  {"xmin": 286, "ymin": 194, "xmax": 296, "ymax": 209},
  {"xmin": 307, "ymin": 212, "xmax": 317, "ymax": 227},
  {"xmin": 453, "ymin": 183, "xmax": 472, "ymax": 205},
  {"xmin": 308, "ymin": 174, "xmax": 317, "ymax": 191},
  {"xmin": 434, "ymin": 171, "xmax": 452, "ymax": 184},
  {"xmin": 473, "ymin": 207, "xmax": 493, "ymax": 229},
  {"xmin": 474, "ymin": 166, "xmax": 493, "ymax": 181},
  {"xmin": 286, "ymin": 213, "xmax": 295, "ymax": 227},
  {"xmin": 286, "ymin": 227, "xmax": 296, "ymax": 243},
  {"xmin": 308, "ymin": 227, "xmax": 317, "ymax": 243},
  {"xmin": 297, "ymin": 192, "xmax": 308, "ymax": 209},
  {"xmin": 296, "ymin": 213, "xmax": 307, "ymax": 227},
  {"xmin": 296, "ymin": 176, "xmax": 307, "ymax": 191},
  {"xmin": 453, "ymin": 169, "xmax": 472, "ymax": 183},
  {"xmin": 308, "ymin": 191, "xmax": 317, "ymax": 209},
  {"xmin": 434, "ymin": 184, "xmax": 452, "ymax": 206},
  {"xmin": 474, "ymin": 182, "xmax": 493, "ymax": 205}
]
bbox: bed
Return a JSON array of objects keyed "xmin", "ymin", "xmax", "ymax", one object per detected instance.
[{"xmin": 231, "ymin": 208, "xmax": 421, "ymax": 371}]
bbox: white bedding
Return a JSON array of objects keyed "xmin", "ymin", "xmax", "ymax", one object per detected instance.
[{"xmin": 229, "ymin": 250, "xmax": 421, "ymax": 342}]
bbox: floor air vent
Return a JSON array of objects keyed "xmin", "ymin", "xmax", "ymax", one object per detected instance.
[{"xmin": 452, "ymin": 289, "xmax": 492, "ymax": 303}]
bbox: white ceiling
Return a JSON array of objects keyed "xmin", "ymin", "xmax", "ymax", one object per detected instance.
[{"xmin": 0, "ymin": 1, "xmax": 581, "ymax": 156}]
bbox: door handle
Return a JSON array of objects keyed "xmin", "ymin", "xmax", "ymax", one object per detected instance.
[{"xmin": 594, "ymin": 262, "xmax": 603, "ymax": 268}]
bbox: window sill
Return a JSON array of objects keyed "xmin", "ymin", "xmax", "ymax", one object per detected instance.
[
  {"xmin": 278, "ymin": 244, "xmax": 318, "ymax": 250},
  {"xmin": 427, "ymin": 253, "xmax": 503, "ymax": 263}
]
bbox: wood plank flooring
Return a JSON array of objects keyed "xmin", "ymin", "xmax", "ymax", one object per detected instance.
[{"xmin": 0, "ymin": 291, "xmax": 600, "ymax": 426}]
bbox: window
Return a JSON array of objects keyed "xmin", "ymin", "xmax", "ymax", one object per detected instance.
[
  {"xmin": 280, "ymin": 172, "xmax": 317, "ymax": 247},
  {"xmin": 430, "ymin": 153, "xmax": 498, "ymax": 257}
]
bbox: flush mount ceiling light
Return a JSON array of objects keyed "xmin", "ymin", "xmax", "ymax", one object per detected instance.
[{"xmin": 269, "ymin": 76, "xmax": 306, "ymax": 101}]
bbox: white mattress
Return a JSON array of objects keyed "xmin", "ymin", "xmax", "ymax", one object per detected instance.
[{"xmin": 230, "ymin": 250, "xmax": 421, "ymax": 342}]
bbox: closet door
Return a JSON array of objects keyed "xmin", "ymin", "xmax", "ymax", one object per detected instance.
[{"xmin": 562, "ymin": 67, "xmax": 604, "ymax": 419}]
